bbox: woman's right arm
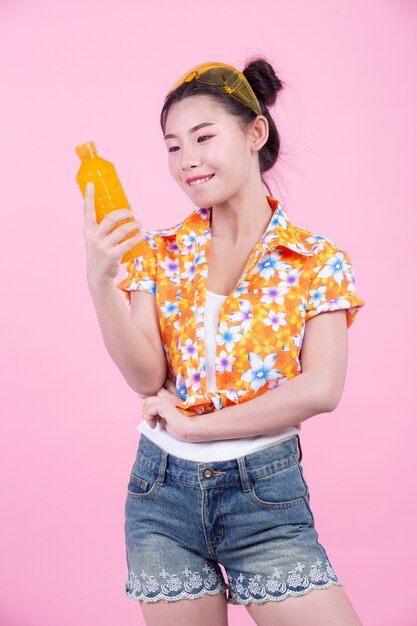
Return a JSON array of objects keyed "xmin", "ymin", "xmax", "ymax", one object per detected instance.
[
  {"xmin": 88, "ymin": 282, "xmax": 167, "ymax": 397},
  {"xmin": 83, "ymin": 182, "xmax": 167, "ymax": 397}
]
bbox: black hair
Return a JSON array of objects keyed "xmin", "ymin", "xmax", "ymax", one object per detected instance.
[{"xmin": 160, "ymin": 56, "xmax": 286, "ymax": 196}]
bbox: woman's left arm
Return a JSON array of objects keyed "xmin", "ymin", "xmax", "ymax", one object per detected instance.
[{"xmin": 188, "ymin": 309, "xmax": 349, "ymax": 443}]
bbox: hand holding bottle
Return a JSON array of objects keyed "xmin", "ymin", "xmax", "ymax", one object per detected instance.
[
  {"xmin": 83, "ymin": 182, "xmax": 144, "ymax": 290},
  {"xmin": 75, "ymin": 140, "xmax": 147, "ymax": 265}
]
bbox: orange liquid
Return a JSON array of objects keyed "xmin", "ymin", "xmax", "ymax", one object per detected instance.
[{"xmin": 75, "ymin": 141, "xmax": 146, "ymax": 263}]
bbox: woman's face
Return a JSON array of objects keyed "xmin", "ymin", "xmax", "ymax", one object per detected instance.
[{"xmin": 164, "ymin": 95, "xmax": 255, "ymax": 207}]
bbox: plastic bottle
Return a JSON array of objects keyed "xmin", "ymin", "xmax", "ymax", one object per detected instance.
[{"xmin": 75, "ymin": 141, "xmax": 146, "ymax": 263}]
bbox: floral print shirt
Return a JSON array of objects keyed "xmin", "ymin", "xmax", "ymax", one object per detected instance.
[{"xmin": 116, "ymin": 195, "xmax": 365, "ymax": 428}]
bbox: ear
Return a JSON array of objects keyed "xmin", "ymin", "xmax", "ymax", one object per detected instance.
[{"xmin": 249, "ymin": 115, "xmax": 269, "ymax": 153}]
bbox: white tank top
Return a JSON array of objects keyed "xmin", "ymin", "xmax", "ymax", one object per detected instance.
[{"xmin": 138, "ymin": 289, "xmax": 299, "ymax": 461}]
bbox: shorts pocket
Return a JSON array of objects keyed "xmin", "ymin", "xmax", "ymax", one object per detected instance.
[
  {"xmin": 127, "ymin": 461, "xmax": 161, "ymax": 499},
  {"xmin": 297, "ymin": 462, "xmax": 316, "ymax": 525},
  {"xmin": 249, "ymin": 461, "xmax": 306, "ymax": 509}
]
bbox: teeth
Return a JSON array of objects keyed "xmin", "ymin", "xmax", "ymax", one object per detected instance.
[{"xmin": 189, "ymin": 175, "xmax": 213, "ymax": 186}]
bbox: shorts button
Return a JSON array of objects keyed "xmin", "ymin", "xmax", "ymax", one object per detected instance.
[{"xmin": 202, "ymin": 467, "xmax": 215, "ymax": 480}]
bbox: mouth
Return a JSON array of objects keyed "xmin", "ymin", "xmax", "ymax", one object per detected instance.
[{"xmin": 187, "ymin": 174, "xmax": 215, "ymax": 187}]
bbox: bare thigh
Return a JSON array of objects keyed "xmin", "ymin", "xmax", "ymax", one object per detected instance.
[
  {"xmin": 139, "ymin": 590, "xmax": 229, "ymax": 626},
  {"xmin": 245, "ymin": 585, "xmax": 363, "ymax": 626}
]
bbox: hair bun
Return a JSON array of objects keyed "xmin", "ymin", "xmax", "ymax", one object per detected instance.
[{"xmin": 242, "ymin": 56, "xmax": 283, "ymax": 108}]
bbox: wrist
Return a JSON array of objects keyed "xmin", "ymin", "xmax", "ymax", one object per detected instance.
[
  {"xmin": 88, "ymin": 278, "xmax": 115, "ymax": 294},
  {"xmin": 186, "ymin": 413, "xmax": 206, "ymax": 443}
]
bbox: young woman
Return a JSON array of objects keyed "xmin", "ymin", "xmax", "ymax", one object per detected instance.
[{"xmin": 84, "ymin": 58, "xmax": 365, "ymax": 625}]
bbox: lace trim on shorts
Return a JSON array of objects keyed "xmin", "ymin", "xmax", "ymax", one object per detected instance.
[
  {"xmin": 227, "ymin": 557, "xmax": 342, "ymax": 605},
  {"xmin": 125, "ymin": 563, "xmax": 229, "ymax": 603},
  {"xmin": 125, "ymin": 557, "xmax": 342, "ymax": 604}
]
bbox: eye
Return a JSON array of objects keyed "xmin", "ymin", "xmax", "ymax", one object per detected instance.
[{"xmin": 168, "ymin": 135, "xmax": 212, "ymax": 153}]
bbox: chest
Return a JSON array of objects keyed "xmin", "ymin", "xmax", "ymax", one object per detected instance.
[
  {"xmin": 206, "ymin": 237, "xmax": 259, "ymax": 296},
  {"xmin": 157, "ymin": 236, "xmax": 312, "ymax": 379}
]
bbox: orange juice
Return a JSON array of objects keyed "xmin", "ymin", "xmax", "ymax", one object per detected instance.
[{"xmin": 75, "ymin": 141, "xmax": 146, "ymax": 263}]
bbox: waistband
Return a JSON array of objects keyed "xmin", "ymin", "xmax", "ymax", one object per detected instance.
[{"xmin": 135, "ymin": 433, "xmax": 303, "ymax": 492}]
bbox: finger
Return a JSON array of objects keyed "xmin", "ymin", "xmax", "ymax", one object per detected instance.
[
  {"xmin": 143, "ymin": 405, "xmax": 159, "ymax": 429},
  {"xmin": 105, "ymin": 220, "xmax": 143, "ymax": 248},
  {"xmin": 144, "ymin": 399, "xmax": 165, "ymax": 416},
  {"xmin": 146, "ymin": 417, "xmax": 158, "ymax": 429},
  {"xmin": 156, "ymin": 387, "xmax": 173, "ymax": 398},
  {"xmin": 96, "ymin": 208, "xmax": 135, "ymax": 236},
  {"xmin": 144, "ymin": 401, "xmax": 161, "ymax": 415},
  {"xmin": 83, "ymin": 182, "xmax": 97, "ymax": 226}
]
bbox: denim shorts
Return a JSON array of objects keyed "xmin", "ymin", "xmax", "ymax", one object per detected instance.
[{"xmin": 124, "ymin": 433, "xmax": 343, "ymax": 606}]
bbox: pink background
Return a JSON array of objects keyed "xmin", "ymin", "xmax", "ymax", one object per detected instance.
[{"xmin": 1, "ymin": 0, "xmax": 416, "ymax": 624}]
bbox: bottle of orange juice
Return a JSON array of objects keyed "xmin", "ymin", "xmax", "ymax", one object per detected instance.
[{"xmin": 75, "ymin": 141, "xmax": 146, "ymax": 263}]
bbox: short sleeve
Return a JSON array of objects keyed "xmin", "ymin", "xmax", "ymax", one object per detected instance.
[
  {"xmin": 116, "ymin": 233, "xmax": 157, "ymax": 304},
  {"xmin": 305, "ymin": 246, "xmax": 365, "ymax": 329}
]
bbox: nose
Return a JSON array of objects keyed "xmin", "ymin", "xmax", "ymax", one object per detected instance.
[{"xmin": 181, "ymin": 142, "xmax": 202, "ymax": 171}]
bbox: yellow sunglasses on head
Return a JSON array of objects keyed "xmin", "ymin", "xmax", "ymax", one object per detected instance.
[{"xmin": 165, "ymin": 61, "xmax": 262, "ymax": 117}]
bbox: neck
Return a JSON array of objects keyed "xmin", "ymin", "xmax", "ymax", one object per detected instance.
[{"xmin": 209, "ymin": 191, "xmax": 273, "ymax": 245}]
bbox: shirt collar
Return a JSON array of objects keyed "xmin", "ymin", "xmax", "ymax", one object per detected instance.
[
  {"xmin": 259, "ymin": 196, "xmax": 314, "ymax": 256},
  {"xmin": 151, "ymin": 195, "xmax": 314, "ymax": 257}
]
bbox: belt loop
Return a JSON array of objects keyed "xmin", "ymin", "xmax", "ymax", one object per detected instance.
[
  {"xmin": 156, "ymin": 450, "xmax": 168, "ymax": 485},
  {"xmin": 237, "ymin": 456, "xmax": 251, "ymax": 492},
  {"xmin": 297, "ymin": 434, "xmax": 303, "ymax": 463}
]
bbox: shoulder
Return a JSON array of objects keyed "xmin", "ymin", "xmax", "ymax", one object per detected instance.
[
  {"xmin": 139, "ymin": 221, "xmax": 182, "ymax": 254},
  {"xmin": 294, "ymin": 224, "xmax": 352, "ymax": 268},
  {"xmin": 142, "ymin": 207, "xmax": 203, "ymax": 253}
]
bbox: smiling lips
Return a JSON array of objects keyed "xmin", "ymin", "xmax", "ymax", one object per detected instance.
[{"xmin": 186, "ymin": 174, "xmax": 215, "ymax": 186}]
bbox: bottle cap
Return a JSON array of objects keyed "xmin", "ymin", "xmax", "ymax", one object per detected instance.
[{"xmin": 75, "ymin": 141, "xmax": 97, "ymax": 159}]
